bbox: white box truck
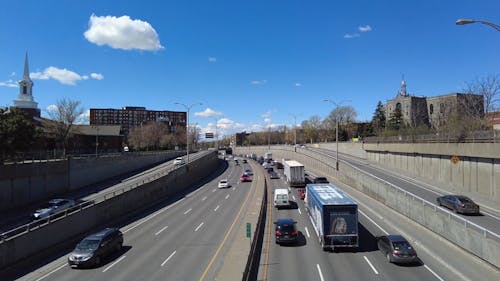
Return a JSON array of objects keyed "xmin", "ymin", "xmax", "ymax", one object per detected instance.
[
  {"xmin": 264, "ymin": 152, "xmax": 273, "ymax": 161},
  {"xmin": 283, "ymin": 160, "xmax": 305, "ymax": 187}
]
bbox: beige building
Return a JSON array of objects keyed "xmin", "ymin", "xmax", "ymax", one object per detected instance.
[{"xmin": 385, "ymin": 80, "xmax": 484, "ymax": 129}]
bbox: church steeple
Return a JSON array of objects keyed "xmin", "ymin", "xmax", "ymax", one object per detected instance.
[
  {"xmin": 23, "ymin": 52, "xmax": 32, "ymax": 82},
  {"xmin": 398, "ymin": 74, "xmax": 408, "ymax": 97},
  {"xmin": 14, "ymin": 52, "xmax": 38, "ymax": 111}
]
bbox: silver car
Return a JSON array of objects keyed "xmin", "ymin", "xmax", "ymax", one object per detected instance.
[{"xmin": 33, "ymin": 199, "xmax": 76, "ymax": 220}]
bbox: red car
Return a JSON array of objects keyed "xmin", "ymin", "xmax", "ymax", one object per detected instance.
[
  {"xmin": 240, "ymin": 174, "xmax": 252, "ymax": 182},
  {"xmin": 297, "ymin": 188, "xmax": 305, "ymax": 200}
]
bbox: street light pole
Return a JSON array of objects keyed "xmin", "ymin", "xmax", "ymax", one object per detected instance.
[
  {"xmin": 175, "ymin": 102, "xmax": 202, "ymax": 165},
  {"xmin": 324, "ymin": 99, "xmax": 351, "ymax": 170},
  {"xmin": 456, "ymin": 18, "xmax": 500, "ymax": 32},
  {"xmin": 289, "ymin": 113, "xmax": 300, "ymax": 146}
]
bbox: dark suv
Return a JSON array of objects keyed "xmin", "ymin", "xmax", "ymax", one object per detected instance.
[
  {"xmin": 68, "ymin": 228, "xmax": 123, "ymax": 268},
  {"xmin": 313, "ymin": 177, "xmax": 329, "ymax": 184},
  {"xmin": 274, "ymin": 218, "xmax": 298, "ymax": 245}
]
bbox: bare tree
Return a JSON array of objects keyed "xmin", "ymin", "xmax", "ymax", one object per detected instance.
[
  {"xmin": 44, "ymin": 98, "xmax": 84, "ymax": 156},
  {"xmin": 464, "ymin": 74, "xmax": 500, "ymax": 114}
]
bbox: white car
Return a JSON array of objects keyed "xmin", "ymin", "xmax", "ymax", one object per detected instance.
[
  {"xmin": 33, "ymin": 199, "xmax": 76, "ymax": 220},
  {"xmin": 173, "ymin": 157, "xmax": 184, "ymax": 165},
  {"xmin": 218, "ymin": 179, "xmax": 230, "ymax": 189}
]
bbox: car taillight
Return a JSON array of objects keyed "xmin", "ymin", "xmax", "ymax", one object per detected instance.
[
  {"xmin": 275, "ymin": 231, "xmax": 282, "ymax": 236},
  {"xmin": 461, "ymin": 204, "xmax": 466, "ymax": 208},
  {"xmin": 392, "ymin": 250, "xmax": 400, "ymax": 256},
  {"xmin": 291, "ymin": 230, "xmax": 298, "ymax": 235}
]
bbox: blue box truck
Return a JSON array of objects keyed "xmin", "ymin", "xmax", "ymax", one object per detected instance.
[{"xmin": 305, "ymin": 183, "xmax": 359, "ymax": 251}]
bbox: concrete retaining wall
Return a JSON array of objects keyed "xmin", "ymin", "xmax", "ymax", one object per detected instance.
[
  {"xmin": 0, "ymin": 151, "xmax": 183, "ymax": 212},
  {"xmin": 234, "ymin": 145, "xmax": 500, "ymax": 268},
  {"xmin": 0, "ymin": 151, "xmax": 218, "ymax": 270}
]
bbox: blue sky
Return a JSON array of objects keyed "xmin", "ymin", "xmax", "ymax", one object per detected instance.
[{"xmin": 1, "ymin": 0, "xmax": 499, "ymax": 138}]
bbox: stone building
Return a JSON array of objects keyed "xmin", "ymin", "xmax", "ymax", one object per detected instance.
[{"xmin": 384, "ymin": 79, "xmax": 484, "ymax": 129}]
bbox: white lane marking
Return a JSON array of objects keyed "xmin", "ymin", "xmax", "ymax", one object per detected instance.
[
  {"xmin": 123, "ymin": 198, "xmax": 185, "ymax": 233},
  {"xmin": 225, "ymin": 194, "xmax": 230, "ymax": 200},
  {"xmin": 304, "ymin": 226, "xmax": 310, "ymax": 238},
  {"xmin": 288, "ymin": 187, "xmax": 291, "ymax": 191},
  {"xmin": 184, "ymin": 208, "xmax": 192, "ymax": 215},
  {"xmin": 297, "ymin": 208, "xmax": 302, "ymax": 215},
  {"xmin": 155, "ymin": 226, "xmax": 168, "ymax": 236},
  {"xmin": 292, "ymin": 195, "xmax": 296, "ymax": 201},
  {"xmin": 363, "ymin": 256, "xmax": 379, "ymax": 275},
  {"xmin": 232, "ymin": 187, "xmax": 236, "ymax": 191},
  {"xmin": 424, "ymin": 264, "xmax": 445, "ymax": 281},
  {"xmin": 195, "ymin": 222, "xmax": 205, "ymax": 232},
  {"xmin": 35, "ymin": 263, "xmax": 66, "ymax": 281},
  {"xmin": 212, "ymin": 188, "xmax": 217, "ymax": 192},
  {"xmin": 161, "ymin": 251, "xmax": 177, "ymax": 267},
  {"xmin": 202, "ymin": 196, "xmax": 207, "ymax": 201},
  {"xmin": 316, "ymin": 264, "xmax": 325, "ymax": 281},
  {"xmin": 103, "ymin": 255, "xmax": 126, "ymax": 272},
  {"xmin": 214, "ymin": 205, "xmax": 220, "ymax": 212},
  {"xmin": 359, "ymin": 209, "xmax": 389, "ymax": 235}
]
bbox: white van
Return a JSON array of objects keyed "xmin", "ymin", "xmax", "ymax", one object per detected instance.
[{"xmin": 274, "ymin": 188, "xmax": 290, "ymax": 209}]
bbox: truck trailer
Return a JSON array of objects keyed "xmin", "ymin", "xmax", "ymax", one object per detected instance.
[
  {"xmin": 283, "ymin": 160, "xmax": 305, "ymax": 187},
  {"xmin": 305, "ymin": 183, "xmax": 359, "ymax": 251}
]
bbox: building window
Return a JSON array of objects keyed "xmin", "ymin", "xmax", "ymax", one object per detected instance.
[
  {"xmin": 430, "ymin": 104, "xmax": 434, "ymax": 114},
  {"xmin": 23, "ymin": 86, "xmax": 27, "ymax": 94}
]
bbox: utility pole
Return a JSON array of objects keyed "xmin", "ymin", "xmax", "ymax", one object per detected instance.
[{"xmin": 323, "ymin": 99, "xmax": 351, "ymax": 170}]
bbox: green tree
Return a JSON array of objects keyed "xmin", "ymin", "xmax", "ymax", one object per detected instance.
[
  {"xmin": 0, "ymin": 107, "xmax": 40, "ymax": 160},
  {"xmin": 371, "ymin": 101, "xmax": 386, "ymax": 135},
  {"xmin": 387, "ymin": 106, "xmax": 404, "ymax": 131}
]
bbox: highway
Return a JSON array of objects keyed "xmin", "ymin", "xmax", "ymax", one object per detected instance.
[
  {"xmin": 259, "ymin": 162, "xmax": 499, "ymax": 281},
  {"xmin": 17, "ymin": 159, "xmax": 257, "ymax": 281},
  {"xmin": 310, "ymin": 147, "xmax": 500, "ymax": 236}
]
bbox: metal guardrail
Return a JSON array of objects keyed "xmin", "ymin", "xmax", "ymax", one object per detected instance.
[{"xmin": 0, "ymin": 151, "xmax": 211, "ymax": 243}]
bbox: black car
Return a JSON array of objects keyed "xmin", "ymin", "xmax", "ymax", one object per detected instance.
[
  {"xmin": 377, "ymin": 235, "xmax": 418, "ymax": 264},
  {"xmin": 269, "ymin": 171, "xmax": 280, "ymax": 179},
  {"xmin": 313, "ymin": 177, "xmax": 329, "ymax": 184},
  {"xmin": 436, "ymin": 195, "xmax": 480, "ymax": 214},
  {"xmin": 68, "ymin": 228, "xmax": 123, "ymax": 268},
  {"xmin": 242, "ymin": 159, "xmax": 248, "ymax": 163},
  {"xmin": 274, "ymin": 218, "xmax": 298, "ymax": 245}
]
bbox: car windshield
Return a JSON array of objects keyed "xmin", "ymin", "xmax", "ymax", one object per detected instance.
[
  {"xmin": 277, "ymin": 224, "xmax": 295, "ymax": 232},
  {"xmin": 76, "ymin": 238, "xmax": 100, "ymax": 251},
  {"xmin": 392, "ymin": 241, "xmax": 412, "ymax": 251},
  {"xmin": 457, "ymin": 197, "xmax": 473, "ymax": 204}
]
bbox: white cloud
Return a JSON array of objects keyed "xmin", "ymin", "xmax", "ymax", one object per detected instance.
[
  {"xmin": 344, "ymin": 33, "xmax": 360, "ymax": 39},
  {"xmin": 261, "ymin": 110, "xmax": 273, "ymax": 118},
  {"xmin": 208, "ymin": 57, "xmax": 217, "ymax": 63},
  {"xmin": 294, "ymin": 82, "xmax": 302, "ymax": 87},
  {"xmin": 90, "ymin": 73, "xmax": 104, "ymax": 80},
  {"xmin": 84, "ymin": 14, "xmax": 164, "ymax": 51},
  {"xmin": 10, "ymin": 72, "xmax": 16, "ymax": 77},
  {"xmin": 0, "ymin": 79, "xmax": 17, "ymax": 88},
  {"xmin": 251, "ymin": 80, "xmax": 267, "ymax": 85},
  {"xmin": 46, "ymin": 104, "xmax": 58, "ymax": 113},
  {"xmin": 358, "ymin": 25, "xmax": 372, "ymax": 32},
  {"xmin": 201, "ymin": 117, "xmax": 244, "ymax": 138},
  {"xmin": 77, "ymin": 109, "xmax": 90, "ymax": 124},
  {"xmin": 194, "ymin": 108, "xmax": 223, "ymax": 117},
  {"xmin": 30, "ymin": 67, "xmax": 103, "ymax": 85}
]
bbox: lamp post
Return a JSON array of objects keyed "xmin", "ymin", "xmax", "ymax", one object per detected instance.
[
  {"xmin": 290, "ymin": 113, "xmax": 301, "ymax": 148},
  {"xmin": 323, "ymin": 99, "xmax": 351, "ymax": 170},
  {"xmin": 456, "ymin": 18, "xmax": 500, "ymax": 32},
  {"xmin": 174, "ymin": 102, "xmax": 202, "ymax": 165}
]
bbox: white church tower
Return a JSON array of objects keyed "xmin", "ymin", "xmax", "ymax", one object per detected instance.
[{"xmin": 14, "ymin": 53, "xmax": 38, "ymax": 110}]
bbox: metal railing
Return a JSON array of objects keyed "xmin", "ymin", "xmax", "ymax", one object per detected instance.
[{"xmin": 0, "ymin": 151, "xmax": 211, "ymax": 243}]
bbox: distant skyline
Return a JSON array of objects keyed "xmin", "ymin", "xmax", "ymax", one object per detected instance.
[{"xmin": 1, "ymin": 0, "xmax": 499, "ymax": 138}]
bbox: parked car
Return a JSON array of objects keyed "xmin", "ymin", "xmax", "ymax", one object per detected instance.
[
  {"xmin": 436, "ymin": 195, "xmax": 480, "ymax": 214},
  {"xmin": 218, "ymin": 179, "xmax": 230, "ymax": 189},
  {"xmin": 173, "ymin": 157, "xmax": 184, "ymax": 165},
  {"xmin": 269, "ymin": 171, "xmax": 280, "ymax": 179},
  {"xmin": 240, "ymin": 174, "xmax": 252, "ymax": 182},
  {"xmin": 377, "ymin": 235, "xmax": 418, "ymax": 264},
  {"xmin": 274, "ymin": 218, "xmax": 298, "ymax": 245},
  {"xmin": 68, "ymin": 228, "xmax": 123, "ymax": 268},
  {"xmin": 33, "ymin": 199, "xmax": 76, "ymax": 220},
  {"xmin": 313, "ymin": 177, "xmax": 329, "ymax": 184}
]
